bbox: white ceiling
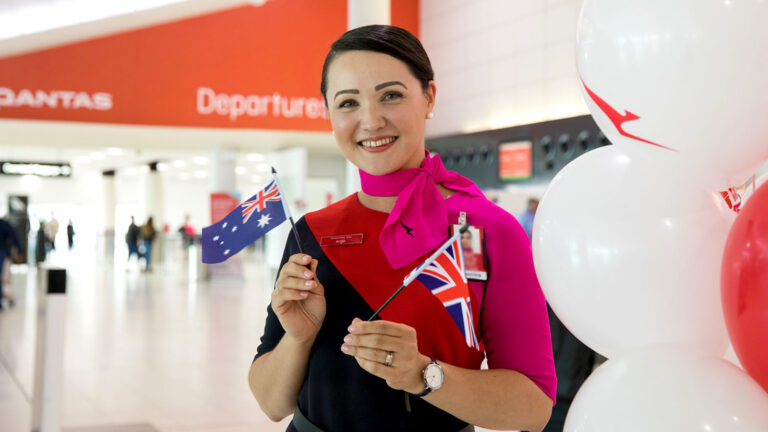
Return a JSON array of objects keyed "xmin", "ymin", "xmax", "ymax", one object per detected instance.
[{"xmin": 0, "ymin": 0, "xmax": 256, "ymax": 57}]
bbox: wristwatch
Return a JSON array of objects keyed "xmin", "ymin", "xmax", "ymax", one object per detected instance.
[{"xmin": 414, "ymin": 357, "xmax": 443, "ymax": 397}]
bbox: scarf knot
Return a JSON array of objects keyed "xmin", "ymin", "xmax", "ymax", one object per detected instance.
[{"xmin": 359, "ymin": 151, "xmax": 483, "ymax": 269}]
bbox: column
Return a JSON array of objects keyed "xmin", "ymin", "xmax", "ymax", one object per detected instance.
[
  {"xmin": 348, "ymin": 0, "xmax": 390, "ymax": 28},
  {"xmin": 345, "ymin": 0, "xmax": 390, "ymax": 195},
  {"xmin": 207, "ymin": 148, "xmax": 240, "ymax": 279},
  {"xmin": 145, "ymin": 162, "xmax": 164, "ymax": 269},
  {"xmin": 101, "ymin": 170, "xmax": 116, "ymax": 261},
  {"xmin": 265, "ymin": 147, "xmax": 307, "ymax": 269}
]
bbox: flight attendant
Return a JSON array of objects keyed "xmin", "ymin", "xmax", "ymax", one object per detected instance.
[{"xmin": 249, "ymin": 25, "xmax": 556, "ymax": 432}]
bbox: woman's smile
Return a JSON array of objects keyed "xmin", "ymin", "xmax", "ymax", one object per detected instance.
[{"xmin": 359, "ymin": 136, "xmax": 399, "ymax": 152}]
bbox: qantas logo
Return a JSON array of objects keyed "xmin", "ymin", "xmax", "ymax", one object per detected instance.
[
  {"xmin": 0, "ymin": 87, "xmax": 112, "ymax": 111},
  {"xmin": 400, "ymin": 221, "xmax": 415, "ymax": 238},
  {"xmin": 580, "ymin": 78, "xmax": 676, "ymax": 152}
]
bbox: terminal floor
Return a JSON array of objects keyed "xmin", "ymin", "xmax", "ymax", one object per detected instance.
[
  {"xmin": 0, "ymin": 247, "xmax": 499, "ymax": 432},
  {"xmin": 0, "ymin": 246, "xmax": 293, "ymax": 432}
]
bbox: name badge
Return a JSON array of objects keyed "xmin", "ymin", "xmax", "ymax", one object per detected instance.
[
  {"xmin": 451, "ymin": 224, "xmax": 488, "ymax": 281},
  {"xmin": 320, "ymin": 233, "xmax": 364, "ymax": 247}
]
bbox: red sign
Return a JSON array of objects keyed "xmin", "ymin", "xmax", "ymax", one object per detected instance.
[
  {"xmin": 210, "ymin": 192, "xmax": 240, "ymax": 224},
  {"xmin": 0, "ymin": 0, "xmax": 418, "ymax": 132},
  {"xmin": 499, "ymin": 140, "xmax": 532, "ymax": 180}
]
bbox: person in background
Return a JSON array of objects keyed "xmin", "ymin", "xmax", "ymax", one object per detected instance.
[
  {"xmin": 141, "ymin": 216, "xmax": 157, "ymax": 272},
  {"xmin": 126, "ymin": 216, "xmax": 141, "ymax": 266},
  {"xmin": 46, "ymin": 211, "xmax": 59, "ymax": 251},
  {"xmin": 67, "ymin": 219, "xmax": 75, "ymax": 250},
  {"xmin": 179, "ymin": 215, "xmax": 195, "ymax": 249},
  {"xmin": 0, "ymin": 217, "xmax": 21, "ymax": 310},
  {"xmin": 35, "ymin": 220, "xmax": 47, "ymax": 265},
  {"xmin": 518, "ymin": 198, "xmax": 539, "ymax": 240}
]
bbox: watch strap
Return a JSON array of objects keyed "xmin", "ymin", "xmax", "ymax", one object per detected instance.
[
  {"xmin": 413, "ymin": 386, "xmax": 432, "ymax": 397},
  {"xmin": 413, "ymin": 357, "xmax": 437, "ymax": 397}
]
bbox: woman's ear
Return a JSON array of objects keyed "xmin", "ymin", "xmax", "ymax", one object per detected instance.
[{"xmin": 425, "ymin": 80, "xmax": 437, "ymax": 112}]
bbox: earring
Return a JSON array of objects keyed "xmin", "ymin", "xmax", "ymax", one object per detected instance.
[
  {"xmin": 331, "ymin": 130, "xmax": 335, "ymax": 137},
  {"xmin": 427, "ymin": 112, "xmax": 434, "ymax": 119}
]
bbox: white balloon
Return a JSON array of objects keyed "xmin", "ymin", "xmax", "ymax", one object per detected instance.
[
  {"xmin": 565, "ymin": 348, "xmax": 768, "ymax": 432},
  {"xmin": 725, "ymin": 342, "xmax": 744, "ymax": 370},
  {"xmin": 577, "ymin": 0, "xmax": 768, "ymax": 190},
  {"xmin": 533, "ymin": 146, "xmax": 733, "ymax": 358}
]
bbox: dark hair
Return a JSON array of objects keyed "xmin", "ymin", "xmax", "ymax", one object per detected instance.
[{"xmin": 320, "ymin": 25, "xmax": 434, "ymax": 105}]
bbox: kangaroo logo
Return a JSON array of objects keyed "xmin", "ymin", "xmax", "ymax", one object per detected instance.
[
  {"xmin": 580, "ymin": 77, "xmax": 677, "ymax": 152},
  {"xmin": 400, "ymin": 221, "xmax": 415, "ymax": 238}
]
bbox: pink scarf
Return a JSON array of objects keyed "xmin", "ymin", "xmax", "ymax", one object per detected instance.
[{"xmin": 360, "ymin": 151, "xmax": 484, "ymax": 269}]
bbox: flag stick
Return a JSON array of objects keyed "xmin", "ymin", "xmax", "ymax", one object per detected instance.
[
  {"xmin": 272, "ymin": 168, "xmax": 305, "ymax": 255},
  {"xmin": 367, "ymin": 224, "xmax": 469, "ymax": 321}
]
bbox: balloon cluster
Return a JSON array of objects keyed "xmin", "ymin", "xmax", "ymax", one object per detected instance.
[{"xmin": 533, "ymin": 1, "xmax": 768, "ymax": 430}]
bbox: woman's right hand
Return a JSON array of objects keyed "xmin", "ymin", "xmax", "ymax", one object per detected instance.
[{"xmin": 272, "ymin": 254, "xmax": 327, "ymax": 344}]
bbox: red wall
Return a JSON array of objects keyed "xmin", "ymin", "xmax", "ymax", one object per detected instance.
[{"xmin": 0, "ymin": 0, "xmax": 419, "ymax": 131}]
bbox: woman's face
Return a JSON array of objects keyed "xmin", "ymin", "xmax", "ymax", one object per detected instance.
[
  {"xmin": 325, "ymin": 50, "xmax": 435, "ymax": 175},
  {"xmin": 461, "ymin": 231, "xmax": 472, "ymax": 249}
]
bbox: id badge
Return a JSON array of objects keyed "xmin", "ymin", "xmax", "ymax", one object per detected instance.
[{"xmin": 451, "ymin": 224, "xmax": 488, "ymax": 281}]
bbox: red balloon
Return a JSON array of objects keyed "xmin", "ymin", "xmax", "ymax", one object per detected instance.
[{"xmin": 722, "ymin": 181, "xmax": 768, "ymax": 393}]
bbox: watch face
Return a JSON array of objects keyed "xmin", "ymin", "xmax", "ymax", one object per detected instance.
[{"xmin": 425, "ymin": 363, "xmax": 444, "ymax": 389}]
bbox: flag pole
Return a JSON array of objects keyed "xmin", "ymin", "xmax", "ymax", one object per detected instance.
[
  {"xmin": 367, "ymin": 224, "xmax": 469, "ymax": 321},
  {"xmin": 272, "ymin": 168, "xmax": 305, "ymax": 255}
]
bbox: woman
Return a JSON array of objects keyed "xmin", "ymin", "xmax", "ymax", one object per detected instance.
[
  {"xmin": 141, "ymin": 217, "xmax": 157, "ymax": 271},
  {"xmin": 249, "ymin": 25, "xmax": 555, "ymax": 432}
]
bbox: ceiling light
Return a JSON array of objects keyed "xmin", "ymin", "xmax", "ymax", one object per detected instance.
[
  {"xmin": 72, "ymin": 156, "xmax": 91, "ymax": 164},
  {"xmin": 247, "ymin": 153, "xmax": 265, "ymax": 162},
  {"xmin": 124, "ymin": 167, "xmax": 138, "ymax": 176},
  {"xmin": 236, "ymin": 166, "xmax": 246, "ymax": 175},
  {"xmin": 172, "ymin": 160, "xmax": 186, "ymax": 168},
  {"xmin": 139, "ymin": 165, "xmax": 150, "ymax": 173},
  {"xmin": 157, "ymin": 163, "xmax": 169, "ymax": 172},
  {"xmin": 106, "ymin": 147, "xmax": 124, "ymax": 156},
  {"xmin": 90, "ymin": 152, "xmax": 106, "ymax": 160},
  {"xmin": 193, "ymin": 156, "xmax": 208, "ymax": 165},
  {"xmin": 0, "ymin": 0, "xmax": 187, "ymax": 41},
  {"xmin": 257, "ymin": 163, "xmax": 270, "ymax": 171}
]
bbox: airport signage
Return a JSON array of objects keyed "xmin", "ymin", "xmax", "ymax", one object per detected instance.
[
  {"xmin": 0, "ymin": 0, "xmax": 417, "ymax": 132},
  {"xmin": 0, "ymin": 87, "xmax": 112, "ymax": 111},
  {"xmin": 0, "ymin": 161, "xmax": 72, "ymax": 177}
]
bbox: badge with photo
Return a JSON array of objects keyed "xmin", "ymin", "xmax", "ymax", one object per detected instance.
[{"xmin": 451, "ymin": 224, "xmax": 488, "ymax": 281}]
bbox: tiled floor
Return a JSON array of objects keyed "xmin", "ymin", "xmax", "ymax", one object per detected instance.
[
  {"xmin": 0, "ymin": 244, "xmax": 497, "ymax": 432},
  {"xmin": 0, "ymin": 244, "xmax": 291, "ymax": 432}
]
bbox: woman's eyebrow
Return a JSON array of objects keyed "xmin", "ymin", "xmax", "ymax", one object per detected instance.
[
  {"xmin": 333, "ymin": 81, "xmax": 407, "ymax": 101},
  {"xmin": 375, "ymin": 81, "xmax": 407, "ymax": 91},
  {"xmin": 334, "ymin": 89, "xmax": 359, "ymax": 100}
]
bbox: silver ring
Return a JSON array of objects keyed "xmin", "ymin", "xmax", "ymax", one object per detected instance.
[{"xmin": 384, "ymin": 351, "xmax": 393, "ymax": 367}]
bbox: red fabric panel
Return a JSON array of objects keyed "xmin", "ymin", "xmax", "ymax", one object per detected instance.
[{"xmin": 305, "ymin": 194, "xmax": 484, "ymax": 369}]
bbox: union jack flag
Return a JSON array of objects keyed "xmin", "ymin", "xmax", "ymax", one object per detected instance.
[
  {"xmin": 241, "ymin": 181, "xmax": 281, "ymax": 223},
  {"xmin": 415, "ymin": 237, "xmax": 480, "ymax": 349}
]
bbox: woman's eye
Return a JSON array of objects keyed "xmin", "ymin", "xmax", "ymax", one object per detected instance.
[
  {"xmin": 338, "ymin": 99, "xmax": 358, "ymax": 109},
  {"xmin": 382, "ymin": 92, "xmax": 403, "ymax": 101}
]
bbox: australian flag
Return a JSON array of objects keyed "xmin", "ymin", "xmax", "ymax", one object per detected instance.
[
  {"xmin": 202, "ymin": 180, "xmax": 287, "ymax": 264},
  {"xmin": 415, "ymin": 237, "xmax": 480, "ymax": 350}
]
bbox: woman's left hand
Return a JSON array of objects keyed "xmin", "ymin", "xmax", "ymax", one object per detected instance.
[{"xmin": 341, "ymin": 318, "xmax": 431, "ymax": 394}]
